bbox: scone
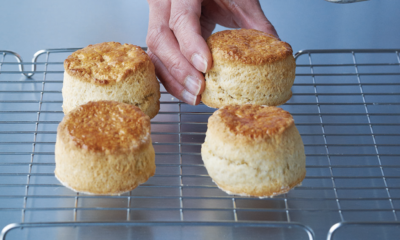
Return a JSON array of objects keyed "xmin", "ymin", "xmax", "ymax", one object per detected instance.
[
  {"xmin": 201, "ymin": 104, "xmax": 306, "ymax": 197},
  {"xmin": 55, "ymin": 100, "xmax": 156, "ymax": 195},
  {"xmin": 63, "ymin": 42, "xmax": 160, "ymax": 118},
  {"xmin": 202, "ymin": 29, "xmax": 296, "ymax": 108}
]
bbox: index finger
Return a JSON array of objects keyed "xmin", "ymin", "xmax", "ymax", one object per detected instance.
[{"xmin": 169, "ymin": 0, "xmax": 213, "ymax": 73}]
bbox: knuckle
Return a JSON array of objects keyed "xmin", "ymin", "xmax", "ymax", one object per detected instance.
[
  {"xmin": 147, "ymin": 51, "xmax": 158, "ymax": 64},
  {"xmin": 178, "ymin": 37, "xmax": 193, "ymax": 53},
  {"xmin": 146, "ymin": 25, "xmax": 169, "ymax": 50},
  {"xmin": 169, "ymin": 9, "xmax": 190, "ymax": 32},
  {"xmin": 166, "ymin": 56, "xmax": 184, "ymax": 79}
]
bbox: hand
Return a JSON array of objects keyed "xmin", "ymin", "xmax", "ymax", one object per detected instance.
[{"xmin": 146, "ymin": 0, "xmax": 278, "ymax": 105}]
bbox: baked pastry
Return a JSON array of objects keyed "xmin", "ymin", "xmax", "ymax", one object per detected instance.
[
  {"xmin": 202, "ymin": 29, "xmax": 296, "ymax": 108},
  {"xmin": 55, "ymin": 100, "xmax": 156, "ymax": 195},
  {"xmin": 63, "ymin": 42, "xmax": 160, "ymax": 118},
  {"xmin": 201, "ymin": 104, "xmax": 306, "ymax": 197}
]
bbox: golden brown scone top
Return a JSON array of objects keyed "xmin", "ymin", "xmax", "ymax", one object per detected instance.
[
  {"xmin": 60, "ymin": 101, "xmax": 151, "ymax": 154},
  {"xmin": 207, "ymin": 29, "xmax": 293, "ymax": 65},
  {"xmin": 64, "ymin": 42, "xmax": 151, "ymax": 85},
  {"xmin": 215, "ymin": 105, "xmax": 294, "ymax": 139}
]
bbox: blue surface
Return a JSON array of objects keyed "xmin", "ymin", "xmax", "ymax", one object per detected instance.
[{"xmin": 1, "ymin": 0, "xmax": 400, "ymax": 59}]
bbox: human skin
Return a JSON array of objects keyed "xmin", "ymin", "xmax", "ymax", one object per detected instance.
[{"xmin": 146, "ymin": 0, "xmax": 278, "ymax": 105}]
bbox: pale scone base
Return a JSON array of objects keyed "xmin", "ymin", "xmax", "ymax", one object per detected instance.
[
  {"xmin": 62, "ymin": 69, "xmax": 160, "ymax": 119},
  {"xmin": 213, "ymin": 172, "xmax": 306, "ymax": 198},
  {"xmin": 55, "ymin": 173, "xmax": 134, "ymax": 196},
  {"xmin": 202, "ymin": 56, "xmax": 296, "ymax": 108}
]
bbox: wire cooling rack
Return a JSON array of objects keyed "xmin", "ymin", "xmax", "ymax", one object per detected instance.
[{"xmin": 0, "ymin": 48, "xmax": 399, "ymax": 240}]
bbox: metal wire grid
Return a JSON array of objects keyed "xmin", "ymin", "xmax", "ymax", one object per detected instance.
[{"xmin": 0, "ymin": 48, "xmax": 399, "ymax": 240}]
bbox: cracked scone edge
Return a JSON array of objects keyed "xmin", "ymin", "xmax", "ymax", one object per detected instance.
[
  {"xmin": 62, "ymin": 42, "xmax": 160, "ymax": 119},
  {"xmin": 201, "ymin": 105, "xmax": 306, "ymax": 197}
]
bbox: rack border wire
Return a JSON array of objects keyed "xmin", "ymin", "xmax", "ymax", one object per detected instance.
[
  {"xmin": 0, "ymin": 48, "xmax": 399, "ymax": 240},
  {"xmin": 0, "ymin": 221, "xmax": 315, "ymax": 240}
]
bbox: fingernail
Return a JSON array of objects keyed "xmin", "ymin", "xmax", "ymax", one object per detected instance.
[
  {"xmin": 181, "ymin": 89, "xmax": 197, "ymax": 105},
  {"xmin": 191, "ymin": 53, "xmax": 207, "ymax": 73},
  {"xmin": 184, "ymin": 75, "xmax": 201, "ymax": 95}
]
